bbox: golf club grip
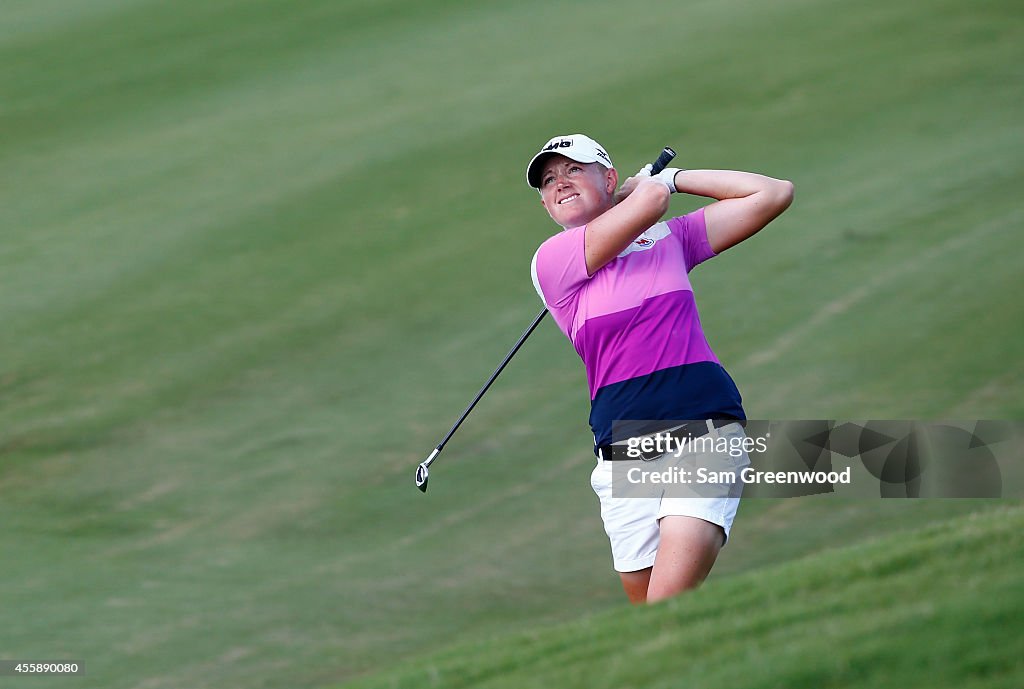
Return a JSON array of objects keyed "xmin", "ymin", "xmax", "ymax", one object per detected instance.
[{"xmin": 650, "ymin": 147, "xmax": 676, "ymax": 175}]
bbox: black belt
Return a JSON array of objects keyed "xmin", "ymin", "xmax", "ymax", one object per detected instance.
[{"xmin": 597, "ymin": 419, "xmax": 743, "ymax": 462}]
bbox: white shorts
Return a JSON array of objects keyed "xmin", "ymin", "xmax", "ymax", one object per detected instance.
[{"xmin": 590, "ymin": 421, "xmax": 749, "ymax": 572}]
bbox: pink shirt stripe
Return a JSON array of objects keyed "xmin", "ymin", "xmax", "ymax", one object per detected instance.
[{"xmin": 531, "ymin": 209, "xmax": 719, "ymax": 399}]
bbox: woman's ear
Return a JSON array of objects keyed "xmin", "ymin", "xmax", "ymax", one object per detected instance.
[{"xmin": 605, "ymin": 168, "xmax": 619, "ymax": 194}]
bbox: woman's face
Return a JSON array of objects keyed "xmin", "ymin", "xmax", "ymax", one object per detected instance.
[{"xmin": 538, "ymin": 155, "xmax": 617, "ymax": 228}]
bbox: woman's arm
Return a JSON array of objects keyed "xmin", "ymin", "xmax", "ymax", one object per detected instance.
[
  {"xmin": 584, "ymin": 178, "xmax": 670, "ymax": 275},
  {"xmin": 671, "ymin": 170, "xmax": 794, "ymax": 253}
]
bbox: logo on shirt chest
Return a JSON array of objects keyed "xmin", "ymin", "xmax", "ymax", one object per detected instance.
[{"xmin": 618, "ymin": 222, "xmax": 670, "ymax": 257}]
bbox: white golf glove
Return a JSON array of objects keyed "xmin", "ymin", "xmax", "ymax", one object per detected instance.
[{"xmin": 635, "ymin": 165, "xmax": 680, "ymax": 193}]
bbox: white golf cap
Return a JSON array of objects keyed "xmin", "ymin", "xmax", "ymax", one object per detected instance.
[{"xmin": 526, "ymin": 133, "xmax": 613, "ymax": 188}]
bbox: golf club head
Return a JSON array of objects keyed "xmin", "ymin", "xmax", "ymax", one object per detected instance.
[
  {"xmin": 415, "ymin": 447, "xmax": 442, "ymax": 493},
  {"xmin": 415, "ymin": 462, "xmax": 429, "ymax": 492}
]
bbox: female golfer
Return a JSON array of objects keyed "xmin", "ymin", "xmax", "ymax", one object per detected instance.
[{"xmin": 527, "ymin": 134, "xmax": 793, "ymax": 603}]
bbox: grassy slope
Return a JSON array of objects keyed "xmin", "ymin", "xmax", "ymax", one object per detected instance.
[
  {"xmin": 340, "ymin": 505, "xmax": 1024, "ymax": 689},
  {"xmin": 0, "ymin": 0, "xmax": 1021, "ymax": 687}
]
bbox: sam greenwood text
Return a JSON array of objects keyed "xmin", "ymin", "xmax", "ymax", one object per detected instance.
[{"xmin": 626, "ymin": 466, "xmax": 853, "ymax": 486}]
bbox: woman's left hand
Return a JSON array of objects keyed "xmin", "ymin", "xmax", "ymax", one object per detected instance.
[{"xmin": 614, "ymin": 166, "xmax": 653, "ymax": 204}]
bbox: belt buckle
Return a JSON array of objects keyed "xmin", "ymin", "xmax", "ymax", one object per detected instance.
[
  {"xmin": 639, "ymin": 422, "xmax": 696, "ymax": 462},
  {"xmin": 655, "ymin": 420, "xmax": 715, "ymax": 461}
]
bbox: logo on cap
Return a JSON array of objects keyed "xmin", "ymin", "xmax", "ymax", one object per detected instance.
[
  {"xmin": 543, "ymin": 139, "xmax": 574, "ymax": 152},
  {"xmin": 541, "ymin": 138, "xmax": 609, "ymax": 164}
]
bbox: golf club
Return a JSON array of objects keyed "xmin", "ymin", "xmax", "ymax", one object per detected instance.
[{"xmin": 415, "ymin": 146, "xmax": 676, "ymax": 492}]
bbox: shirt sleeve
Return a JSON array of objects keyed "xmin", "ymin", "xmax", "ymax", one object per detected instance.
[
  {"xmin": 530, "ymin": 225, "xmax": 589, "ymax": 308},
  {"xmin": 666, "ymin": 207, "xmax": 717, "ymax": 272}
]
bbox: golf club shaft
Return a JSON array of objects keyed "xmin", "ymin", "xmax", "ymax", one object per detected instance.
[{"xmin": 428, "ymin": 308, "xmax": 548, "ymax": 462}]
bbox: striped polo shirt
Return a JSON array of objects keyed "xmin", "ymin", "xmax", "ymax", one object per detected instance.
[{"xmin": 530, "ymin": 208, "xmax": 744, "ymax": 450}]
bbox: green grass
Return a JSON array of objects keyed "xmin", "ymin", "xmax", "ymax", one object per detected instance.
[
  {"xmin": 0, "ymin": 0, "xmax": 1021, "ymax": 687},
  {"xmin": 339, "ymin": 505, "xmax": 1024, "ymax": 689}
]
